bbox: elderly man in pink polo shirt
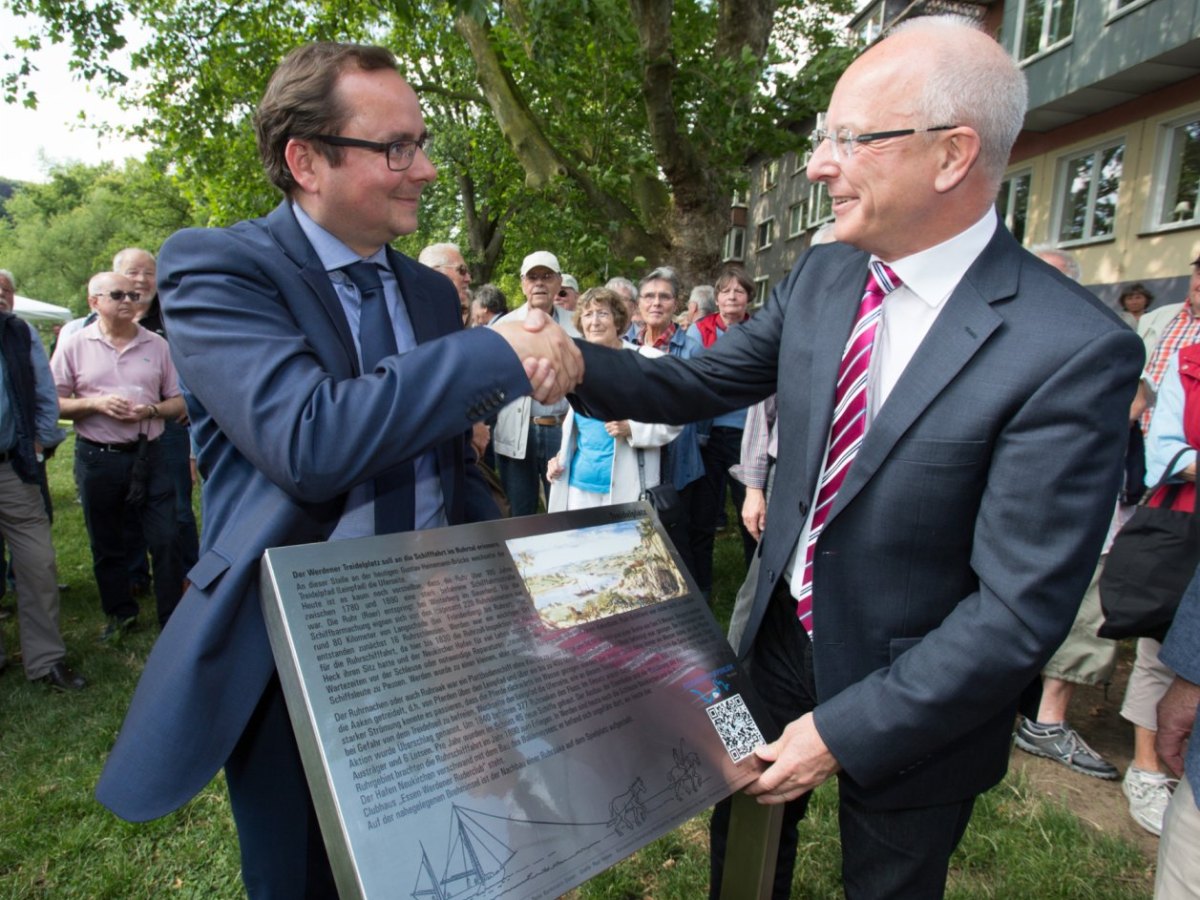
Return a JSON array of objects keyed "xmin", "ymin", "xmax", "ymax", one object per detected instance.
[{"xmin": 52, "ymin": 271, "xmax": 187, "ymax": 639}]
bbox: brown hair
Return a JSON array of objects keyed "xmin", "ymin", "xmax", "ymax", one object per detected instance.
[
  {"xmin": 573, "ymin": 287, "xmax": 630, "ymax": 336},
  {"xmin": 1118, "ymin": 283, "xmax": 1154, "ymax": 312},
  {"xmin": 714, "ymin": 263, "xmax": 753, "ymax": 299},
  {"xmin": 254, "ymin": 42, "xmax": 398, "ymax": 194}
]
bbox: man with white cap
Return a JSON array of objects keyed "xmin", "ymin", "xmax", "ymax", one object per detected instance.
[
  {"xmin": 556, "ymin": 274, "xmax": 580, "ymax": 312},
  {"xmin": 492, "ymin": 251, "xmax": 581, "ymax": 515}
]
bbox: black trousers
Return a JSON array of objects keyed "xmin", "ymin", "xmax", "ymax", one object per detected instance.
[
  {"xmin": 693, "ymin": 426, "xmax": 755, "ymax": 597},
  {"xmin": 225, "ymin": 676, "xmax": 338, "ymax": 899},
  {"xmin": 75, "ymin": 439, "xmax": 182, "ymax": 626},
  {"xmin": 710, "ymin": 581, "xmax": 975, "ymax": 899}
]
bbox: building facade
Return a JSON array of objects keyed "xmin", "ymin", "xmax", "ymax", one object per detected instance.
[{"xmin": 732, "ymin": 0, "xmax": 1200, "ymax": 311}]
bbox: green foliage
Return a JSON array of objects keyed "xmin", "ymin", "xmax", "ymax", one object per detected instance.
[
  {"xmin": 0, "ymin": 177, "xmax": 22, "ymax": 218},
  {"xmin": 0, "ymin": 157, "xmax": 194, "ymax": 311},
  {"xmin": 3, "ymin": 0, "xmax": 853, "ymax": 283}
]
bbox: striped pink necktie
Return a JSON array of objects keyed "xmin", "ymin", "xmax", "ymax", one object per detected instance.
[{"xmin": 795, "ymin": 261, "xmax": 900, "ymax": 635}]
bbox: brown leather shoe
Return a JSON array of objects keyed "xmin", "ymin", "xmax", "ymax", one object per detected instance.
[{"xmin": 38, "ymin": 661, "xmax": 87, "ymax": 692}]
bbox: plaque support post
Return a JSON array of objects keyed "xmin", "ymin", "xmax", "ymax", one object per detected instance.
[{"xmin": 718, "ymin": 792, "xmax": 783, "ymax": 900}]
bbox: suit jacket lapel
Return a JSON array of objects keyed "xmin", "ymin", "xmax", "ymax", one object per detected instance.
[
  {"xmin": 389, "ymin": 247, "xmax": 442, "ymax": 345},
  {"xmin": 264, "ymin": 202, "xmax": 359, "ymax": 373},
  {"xmin": 829, "ymin": 229, "xmax": 1018, "ymax": 520}
]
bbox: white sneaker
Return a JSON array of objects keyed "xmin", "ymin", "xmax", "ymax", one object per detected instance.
[{"xmin": 1122, "ymin": 766, "xmax": 1178, "ymax": 836}]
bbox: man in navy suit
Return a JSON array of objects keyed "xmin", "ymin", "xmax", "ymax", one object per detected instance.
[
  {"xmin": 94, "ymin": 42, "xmax": 580, "ymax": 897},
  {"xmin": 570, "ymin": 17, "xmax": 1144, "ymax": 898}
]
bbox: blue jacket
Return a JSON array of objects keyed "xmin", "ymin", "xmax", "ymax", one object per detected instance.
[
  {"xmin": 95, "ymin": 201, "xmax": 530, "ymax": 821},
  {"xmin": 1160, "ymin": 566, "xmax": 1200, "ymax": 808},
  {"xmin": 630, "ymin": 325, "xmax": 707, "ymax": 491}
]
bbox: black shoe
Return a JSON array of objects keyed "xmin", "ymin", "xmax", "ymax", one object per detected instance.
[
  {"xmin": 129, "ymin": 580, "xmax": 151, "ymax": 599},
  {"xmin": 38, "ymin": 661, "xmax": 87, "ymax": 691},
  {"xmin": 100, "ymin": 615, "xmax": 139, "ymax": 642}
]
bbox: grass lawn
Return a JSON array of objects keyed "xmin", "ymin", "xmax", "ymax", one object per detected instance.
[{"xmin": 0, "ymin": 441, "xmax": 1155, "ymax": 897}]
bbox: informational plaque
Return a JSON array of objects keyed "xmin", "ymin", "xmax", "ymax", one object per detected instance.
[{"xmin": 261, "ymin": 503, "xmax": 775, "ymax": 900}]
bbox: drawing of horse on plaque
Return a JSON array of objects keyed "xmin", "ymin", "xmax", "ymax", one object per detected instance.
[{"xmin": 606, "ymin": 777, "xmax": 647, "ymax": 835}]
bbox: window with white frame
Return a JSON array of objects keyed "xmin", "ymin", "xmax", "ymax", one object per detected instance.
[
  {"xmin": 807, "ymin": 180, "xmax": 833, "ymax": 228},
  {"xmin": 760, "ymin": 160, "xmax": 780, "ymax": 193},
  {"xmin": 1152, "ymin": 114, "xmax": 1200, "ymax": 229},
  {"xmin": 788, "ymin": 203, "xmax": 805, "ymax": 238},
  {"xmin": 731, "ymin": 186, "xmax": 749, "ymax": 207},
  {"xmin": 723, "ymin": 226, "xmax": 746, "ymax": 262},
  {"xmin": 1056, "ymin": 140, "xmax": 1124, "ymax": 244},
  {"xmin": 996, "ymin": 169, "xmax": 1031, "ymax": 244},
  {"xmin": 1017, "ymin": 0, "xmax": 1075, "ymax": 62},
  {"xmin": 756, "ymin": 218, "xmax": 775, "ymax": 251},
  {"xmin": 855, "ymin": 1, "xmax": 885, "ymax": 45},
  {"xmin": 754, "ymin": 277, "xmax": 770, "ymax": 307}
]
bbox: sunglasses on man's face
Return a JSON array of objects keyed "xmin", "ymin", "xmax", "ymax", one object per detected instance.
[{"xmin": 93, "ymin": 290, "xmax": 144, "ymax": 303}]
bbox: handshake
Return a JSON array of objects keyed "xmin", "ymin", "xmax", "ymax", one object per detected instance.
[{"xmin": 493, "ymin": 309, "xmax": 585, "ymax": 404}]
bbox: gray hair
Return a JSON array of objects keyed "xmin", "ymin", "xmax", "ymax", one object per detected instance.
[
  {"xmin": 1031, "ymin": 244, "xmax": 1081, "ymax": 282},
  {"xmin": 688, "ymin": 285, "xmax": 716, "ymax": 315},
  {"xmin": 889, "ymin": 15, "xmax": 1027, "ymax": 185},
  {"xmin": 604, "ymin": 276, "xmax": 637, "ymax": 302},
  {"xmin": 638, "ymin": 266, "xmax": 680, "ymax": 300},
  {"xmin": 419, "ymin": 242, "xmax": 462, "ymax": 268},
  {"xmin": 0, "ymin": 269, "xmax": 14, "ymax": 289},
  {"xmin": 472, "ymin": 283, "xmax": 508, "ymax": 316},
  {"xmin": 113, "ymin": 247, "xmax": 155, "ymax": 270}
]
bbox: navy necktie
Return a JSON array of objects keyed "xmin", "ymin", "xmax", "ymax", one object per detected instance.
[
  {"xmin": 340, "ymin": 261, "xmax": 409, "ymax": 535},
  {"xmin": 341, "ymin": 261, "xmax": 398, "ymax": 370}
]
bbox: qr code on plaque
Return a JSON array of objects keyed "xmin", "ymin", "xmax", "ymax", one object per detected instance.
[{"xmin": 706, "ymin": 694, "xmax": 765, "ymax": 763}]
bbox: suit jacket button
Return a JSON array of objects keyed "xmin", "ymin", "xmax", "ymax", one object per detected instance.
[
  {"xmin": 798, "ymin": 502, "xmax": 808, "ymax": 516},
  {"xmin": 767, "ymin": 569, "xmax": 775, "ymax": 582}
]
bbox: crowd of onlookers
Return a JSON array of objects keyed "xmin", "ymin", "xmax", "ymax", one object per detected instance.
[
  {"xmin": 0, "ymin": 239, "xmax": 767, "ymax": 693},
  {"xmin": 1009, "ymin": 248, "xmax": 1200, "ymax": 850},
  {"xmin": 0, "ymin": 249, "xmax": 199, "ymax": 690}
]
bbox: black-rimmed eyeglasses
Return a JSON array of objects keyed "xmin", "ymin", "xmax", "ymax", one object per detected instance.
[
  {"xmin": 809, "ymin": 124, "xmax": 958, "ymax": 162},
  {"xmin": 312, "ymin": 133, "xmax": 432, "ymax": 172}
]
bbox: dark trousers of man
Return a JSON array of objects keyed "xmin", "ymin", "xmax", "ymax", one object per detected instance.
[
  {"xmin": 121, "ymin": 419, "xmax": 200, "ymax": 590},
  {"xmin": 693, "ymin": 425, "xmax": 755, "ymax": 597},
  {"xmin": 226, "ymin": 675, "xmax": 338, "ymax": 899},
  {"xmin": 709, "ymin": 581, "xmax": 975, "ymax": 900},
  {"xmin": 75, "ymin": 438, "xmax": 183, "ymax": 626},
  {"xmin": 496, "ymin": 419, "xmax": 561, "ymax": 517}
]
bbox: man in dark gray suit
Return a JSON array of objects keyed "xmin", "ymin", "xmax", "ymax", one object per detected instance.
[{"xmin": 569, "ymin": 16, "xmax": 1144, "ymax": 898}]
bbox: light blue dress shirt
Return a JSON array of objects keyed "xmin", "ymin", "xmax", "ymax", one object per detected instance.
[
  {"xmin": 293, "ymin": 204, "xmax": 445, "ymax": 537},
  {"xmin": 1144, "ymin": 352, "xmax": 1197, "ymax": 488}
]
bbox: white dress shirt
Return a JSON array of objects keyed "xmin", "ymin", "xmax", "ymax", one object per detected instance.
[{"xmin": 785, "ymin": 210, "xmax": 998, "ymax": 606}]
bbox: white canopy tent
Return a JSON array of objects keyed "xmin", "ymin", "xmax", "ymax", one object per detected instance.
[{"xmin": 13, "ymin": 294, "xmax": 73, "ymax": 323}]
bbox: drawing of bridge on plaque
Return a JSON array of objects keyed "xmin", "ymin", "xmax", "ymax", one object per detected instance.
[
  {"xmin": 408, "ymin": 741, "xmax": 709, "ymax": 899},
  {"xmin": 507, "ymin": 519, "xmax": 686, "ymax": 629}
]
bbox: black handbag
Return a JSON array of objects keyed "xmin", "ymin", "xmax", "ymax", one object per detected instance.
[
  {"xmin": 1098, "ymin": 448, "xmax": 1200, "ymax": 642},
  {"xmin": 637, "ymin": 449, "xmax": 689, "ymax": 553}
]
